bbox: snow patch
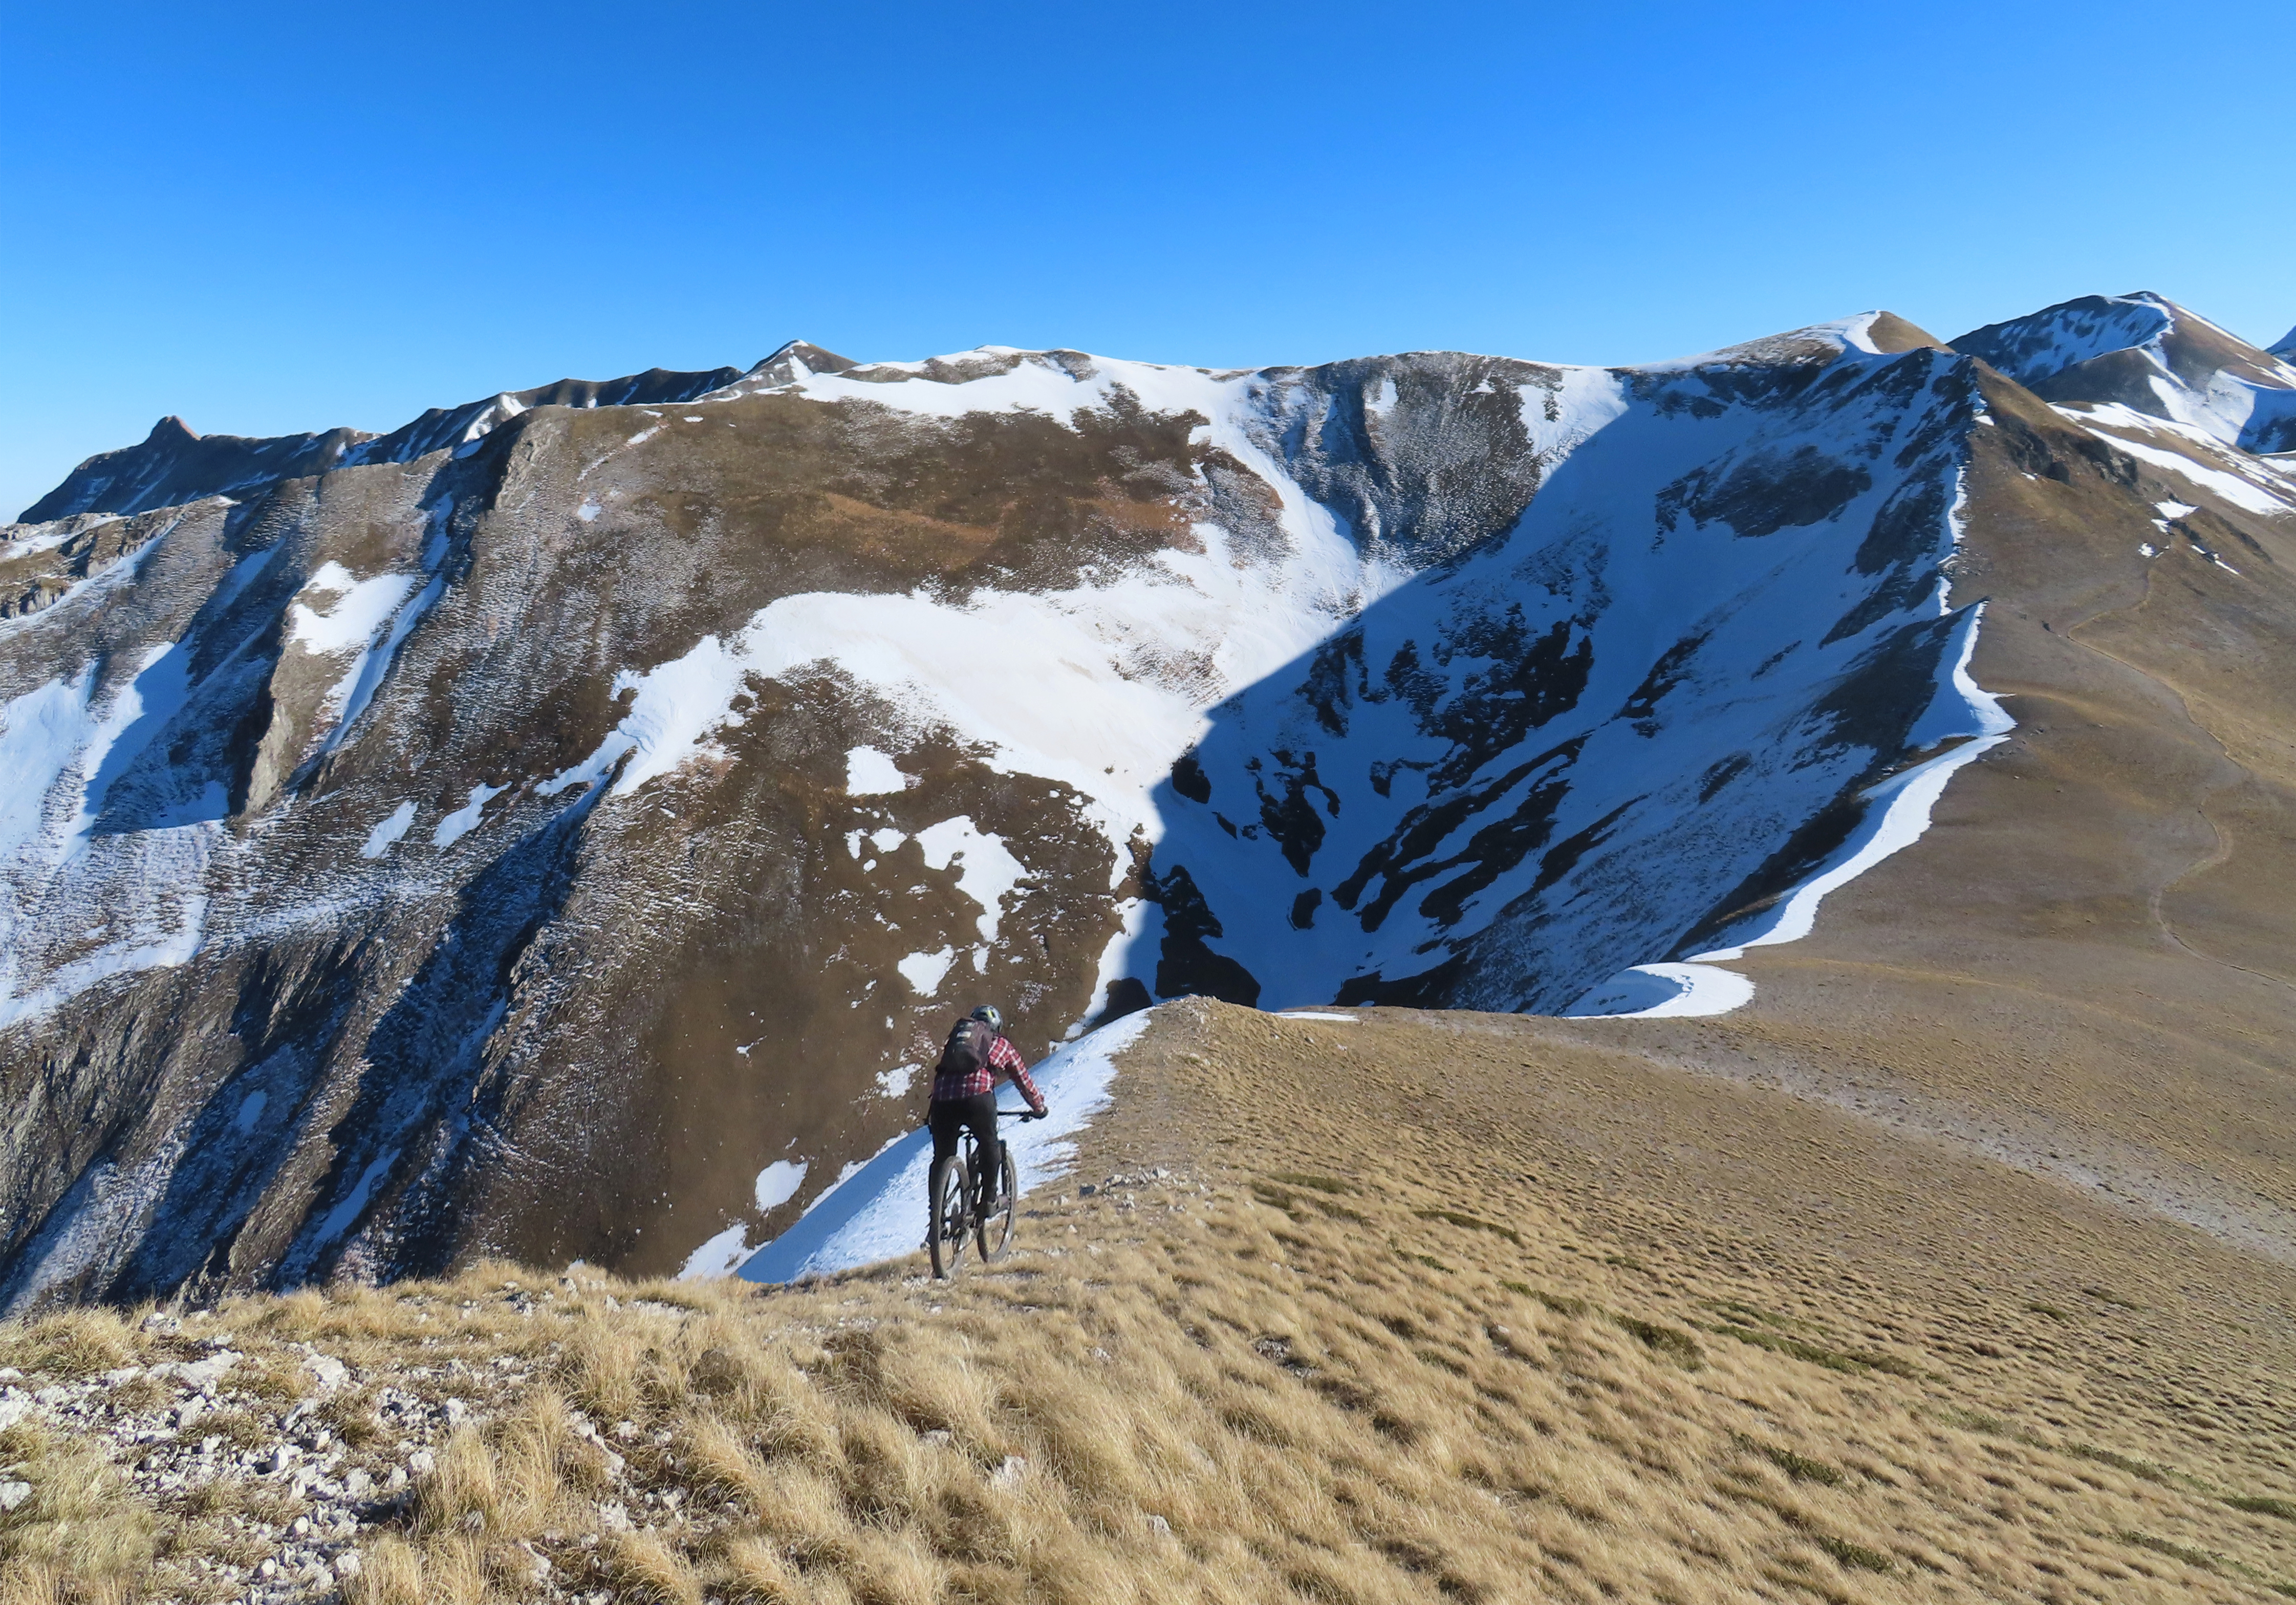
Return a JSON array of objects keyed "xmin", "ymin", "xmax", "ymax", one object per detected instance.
[
  {"xmin": 288, "ymin": 564, "xmax": 420, "ymax": 655},
  {"xmin": 431, "ymin": 783, "xmax": 505, "ymax": 848},
  {"xmin": 898, "ymin": 947, "xmax": 956, "ymax": 995},
  {"xmin": 754, "ymin": 1159, "xmax": 809, "ymax": 1211},
  {"xmin": 914, "ymin": 817, "xmax": 1025, "ymax": 940},
  {"xmin": 876, "ymin": 1064, "xmax": 918, "ymax": 1098},
  {"xmin": 679, "ymin": 1224, "xmax": 753, "ymax": 1282},
  {"xmin": 1563, "ymin": 963, "xmax": 1754, "ymax": 1018},
  {"xmin": 361, "ymin": 802, "xmax": 415, "ymax": 858},
  {"xmin": 308, "ymin": 1148, "xmax": 398, "ymax": 1253},
  {"xmin": 538, "ymin": 641, "xmax": 760, "ymax": 799},
  {"xmin": 846, "ymin": 747, "xmax": 908, "ymax": 795}
]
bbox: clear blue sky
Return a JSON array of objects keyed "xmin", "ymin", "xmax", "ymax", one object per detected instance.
[{"xmin": 5, "ymin": 0, "xmax": 2290, "ymax": 519}]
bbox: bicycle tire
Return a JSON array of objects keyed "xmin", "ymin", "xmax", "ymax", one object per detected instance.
[
  {"xmin": 928, "ymin": 1153, "xmax": 970, "ymax": 1279},
  {"xmin": 980, "ymin": 1140, "xmax": 1020, "ymax": 1263}
]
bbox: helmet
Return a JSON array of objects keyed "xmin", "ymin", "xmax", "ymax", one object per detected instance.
[{"xmin": 969, "ymin": 1004, "xmax": 1003, "ymax": 1033}]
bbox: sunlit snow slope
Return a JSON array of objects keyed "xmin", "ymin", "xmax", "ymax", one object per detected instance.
[{"xmin": 1, "ymin": 302, "xmax": 2281, "ymax": 1304}]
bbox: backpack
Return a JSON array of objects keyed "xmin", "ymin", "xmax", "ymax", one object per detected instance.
[{"xmin": 935, "ymin": 1017, "xmax": 995, "ymax": 1081}]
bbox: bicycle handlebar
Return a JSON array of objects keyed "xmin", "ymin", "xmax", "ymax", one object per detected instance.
[{"xmin": 997, "ymin": 1107, "xmax": 1047, "ymax": 1121}]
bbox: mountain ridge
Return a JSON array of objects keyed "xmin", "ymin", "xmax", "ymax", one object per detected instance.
[
  {"xmin": 0, "ymin": 293, "xmax": 2288, "ymax": 1308},
  {"xmin": 14, "ymin": 342, "xmax": 862, "ymax": 526},
  {"xmin": 1952, "ymin": 290, "xmax": 2296, "ymax": 454}
]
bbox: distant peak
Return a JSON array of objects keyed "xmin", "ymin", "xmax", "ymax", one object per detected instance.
[
  {"xmin": 2271, "ymin": 326, "xmax": 2296, "ymax": 361},
  {"xmin": 150, "ymin": 415, "xmax": 201, "ymax": 444},
  {"xmin": 746, "ymin": 341, "xmax": 859, "ymax": 386}
]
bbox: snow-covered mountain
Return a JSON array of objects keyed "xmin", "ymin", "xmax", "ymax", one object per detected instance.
[
  {"xmin": 0, "ymin": 299, "xmax": 2288, "ymax": 1306},
  {"xmin": 1954, "ymin": 292, "xmax": 2296, "ymax": 454}
]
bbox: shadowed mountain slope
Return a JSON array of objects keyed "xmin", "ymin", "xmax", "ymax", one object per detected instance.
[{"xmin": 1536, "ymin": 348, "xmax": 2296, "ymax": 1266}]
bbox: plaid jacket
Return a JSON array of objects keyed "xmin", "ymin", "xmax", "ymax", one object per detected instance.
[{"xmin": 930, "ymin": 1028, "xmax": 1046, "ymax": 1110}]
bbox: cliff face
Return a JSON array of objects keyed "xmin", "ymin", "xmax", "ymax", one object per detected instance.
[{"xmin": 0, "ymin": 301, "xmax": 2288, "ymax": 1307}]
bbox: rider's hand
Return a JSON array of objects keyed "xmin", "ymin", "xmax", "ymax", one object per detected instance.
[{"xmin": 1030, "ymin": 1105, "xmax": 1048, "ymax": 1121}]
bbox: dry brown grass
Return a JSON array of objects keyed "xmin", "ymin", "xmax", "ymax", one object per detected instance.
[
  {"xmin": 4, "ymin": 996, "xmax": 2293, "ymax": 1602},
  {"xmin": 0, "ymin": 1417, "xmax": 159, "ymax": 1605}
]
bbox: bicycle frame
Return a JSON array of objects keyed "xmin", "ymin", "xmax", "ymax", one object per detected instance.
[{"xmin": 928, "ymin": 1104, "xmax": 1039, "ymax": 1279}]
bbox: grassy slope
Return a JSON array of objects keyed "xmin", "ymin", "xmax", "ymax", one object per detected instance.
[
  {"xmin": 1547, "ymin": 370, "xmax": 2296, "ymax": 1262},
  {"xmin": 5, "ymin": 997, "xmax": 2292, "ymax": 1604}
]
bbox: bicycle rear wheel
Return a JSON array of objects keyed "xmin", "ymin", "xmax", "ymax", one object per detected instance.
[
  {"xmin": 928, "ymin": 1154, "xmax": 970, "ymax": 1279},
  {"xmin": 979, "ymin": 1140, "xmax": 1020, "ymax": 1263}
]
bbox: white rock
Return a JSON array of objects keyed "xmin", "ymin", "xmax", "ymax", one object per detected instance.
[
  {"xmin": 336, "ymin": 1551, "xmax": 363, "ymax": 1579},
  {"xmin": 407, "ymin": 1449, "xmax": 436, "ymax": 1476},
  {"xmin": 150, "ymin": 1351, "xmax": 239, "ymax": 1395},
  {"xmin": 990, "ymin": 1455, "xmax": 1027, "ymax": 1489},
  {"xmin": 0, "ymin": 1480, "xmax": 29, "ymax": 1511},
  {"xmin": 304, "ymin": 1352, "xmax": 349, "ymax": 1393},
  {"xmin": 598, "ymin": 1500, "xmax": 634, "ymax": 1532}
]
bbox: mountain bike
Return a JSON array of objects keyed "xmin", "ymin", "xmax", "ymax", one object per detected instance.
[{"xmin": 928, "ymin": 1105, "xmax": 1043, "ymax": 1279}]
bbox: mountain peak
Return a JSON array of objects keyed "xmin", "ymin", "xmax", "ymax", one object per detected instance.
[
  {"xmin": 740, "ymin": 340, "xmax": 859, "ymax": 391},
  {"xmin": 1860, "ymin": 312, "xmax": 1952, "ymax": 354},
  {"xmin": 149, "ymin": 415, "xmax": 201, "ymax": 444},
  {"xmin": 1954, "ymin": 291, "xmax": 2296, "ymax": 453}
]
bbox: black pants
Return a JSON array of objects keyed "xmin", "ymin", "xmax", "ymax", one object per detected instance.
[{"xmin": 929, "ymin": 1094, "xmax": 1002, "ymax": 1210}]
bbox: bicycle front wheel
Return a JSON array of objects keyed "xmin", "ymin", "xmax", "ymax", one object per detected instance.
[
  {"xmin": 928, "ymin": 1154, "xmax": 971, "ymax": 1280},
  {"xmin": 979, "ymin": 1140, "xmax": 1020, "ymax": 1264}
]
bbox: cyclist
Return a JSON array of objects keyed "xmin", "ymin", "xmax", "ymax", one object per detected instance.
[{"xmin": 928, "ymin": 1004, "xmax": 1046, "ymax": 1216}]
